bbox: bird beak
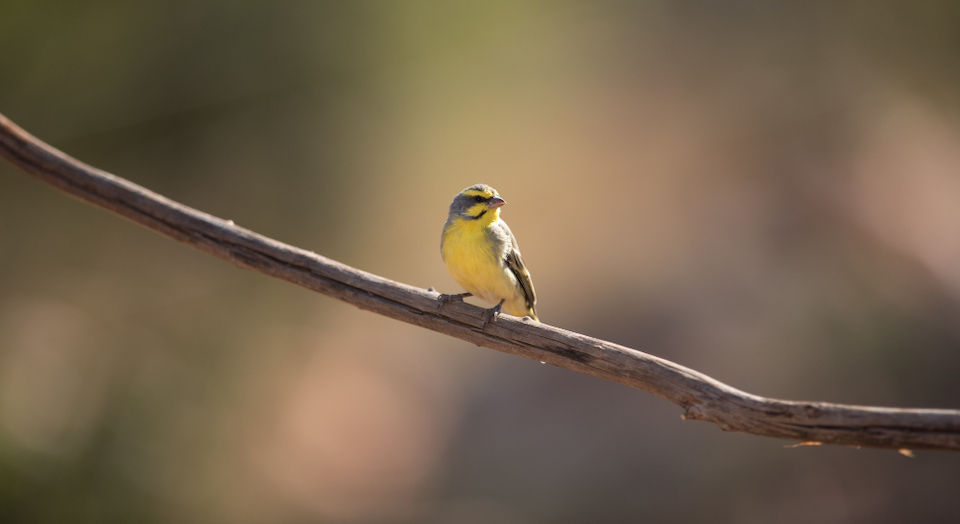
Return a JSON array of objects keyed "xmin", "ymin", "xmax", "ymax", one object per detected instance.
[{"xmin": 489, "ymin": 196, "xmax": 506, "ymax": 208}]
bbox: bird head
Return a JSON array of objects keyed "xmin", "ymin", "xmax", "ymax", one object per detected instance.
[{"xmin": 449, "ymin": 184, "xmax": 506, "ymax": 222}]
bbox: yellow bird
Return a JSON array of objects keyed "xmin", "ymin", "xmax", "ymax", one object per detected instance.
[{"xmin": 439, "ymin": 184, "xmax": 538, "ymax": 324}]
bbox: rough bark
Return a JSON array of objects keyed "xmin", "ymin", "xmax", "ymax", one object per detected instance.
[{"xmin": 2, "ymin": 112, "xmax": 958, "ymax": 451}]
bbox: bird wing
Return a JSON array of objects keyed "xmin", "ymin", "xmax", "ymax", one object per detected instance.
[{"xmin": 499, "ymin": 222, "xmax": 537, "ymax": 316}]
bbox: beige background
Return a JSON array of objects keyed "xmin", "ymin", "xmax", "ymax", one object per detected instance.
[{"xmin": 1, "ymin": 2, "xmax": 960, "ymax": 522}]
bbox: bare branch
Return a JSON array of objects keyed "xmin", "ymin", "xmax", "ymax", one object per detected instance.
[{"xmin": 2, "ymin": 111, "xmax": 959, "ymax": 451}]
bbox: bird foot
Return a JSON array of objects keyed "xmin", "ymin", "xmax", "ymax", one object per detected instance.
[
  {"xmin": 480, "ymin": 299, "xmax": 505, "ymax": 328},
  {"xmin": 437, "ymin": 292, "xmax": 472, "ymax": 311}
]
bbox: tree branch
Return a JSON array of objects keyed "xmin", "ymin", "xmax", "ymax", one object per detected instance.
[{"xmin": 2, "ymin": 111, "xmax": 959, "ymax": 452}]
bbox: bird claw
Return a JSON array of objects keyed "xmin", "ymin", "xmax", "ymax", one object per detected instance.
[
  {"xmin": 480, "ymin": 300, "xmax": 505, "ymax": 328},
  {"xmin": 437, "ymin": 292, "xmax": 472, "ymax": 310}
]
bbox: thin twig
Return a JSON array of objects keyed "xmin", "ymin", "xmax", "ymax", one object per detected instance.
[{"xmin": 1, "ymin": 111, "xmax": 959, "ymax": 451}]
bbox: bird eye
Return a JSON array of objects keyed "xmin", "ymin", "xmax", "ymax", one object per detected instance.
[{"xmin": 473, "ymin": 196, "xmax": 484, "ymax": 202}]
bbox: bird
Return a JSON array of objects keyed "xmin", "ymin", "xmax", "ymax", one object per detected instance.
[{"xmin": 439, "ymin": 184, "xmax": 538, "ymax": 325}]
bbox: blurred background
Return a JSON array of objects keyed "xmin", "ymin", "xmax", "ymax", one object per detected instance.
[{"xmin": 2, "ymin": 1, "xmax": 960, "ymax": 522}]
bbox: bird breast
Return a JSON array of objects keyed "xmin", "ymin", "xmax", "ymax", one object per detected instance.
[{"xmin": 441, "ymin": 219, "xmax": 518, "ymax": 303}]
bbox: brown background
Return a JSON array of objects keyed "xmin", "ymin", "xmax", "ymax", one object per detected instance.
[{"xmin": 2, "ymin": 1, "xmax": 960, "ymax": 522}]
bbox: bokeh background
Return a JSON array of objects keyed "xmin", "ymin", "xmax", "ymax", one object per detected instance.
[{"xmin": 2, "ymin": 1, "xmax": 960, "ymax": 522}]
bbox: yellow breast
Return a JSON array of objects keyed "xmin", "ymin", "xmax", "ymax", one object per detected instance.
[{"xmin": 441, "ymin": 218, "xmax": 518, "ymax": 306}]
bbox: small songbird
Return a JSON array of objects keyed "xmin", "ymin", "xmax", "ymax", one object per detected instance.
[{"xmin": 439, "ymin": 184, "xmax": 538, "ymax": 324}]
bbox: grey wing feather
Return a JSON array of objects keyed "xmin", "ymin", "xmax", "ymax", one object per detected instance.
[{"xmin": 498, "ymin": 221, "xmax": 537, "ymax": 314}]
